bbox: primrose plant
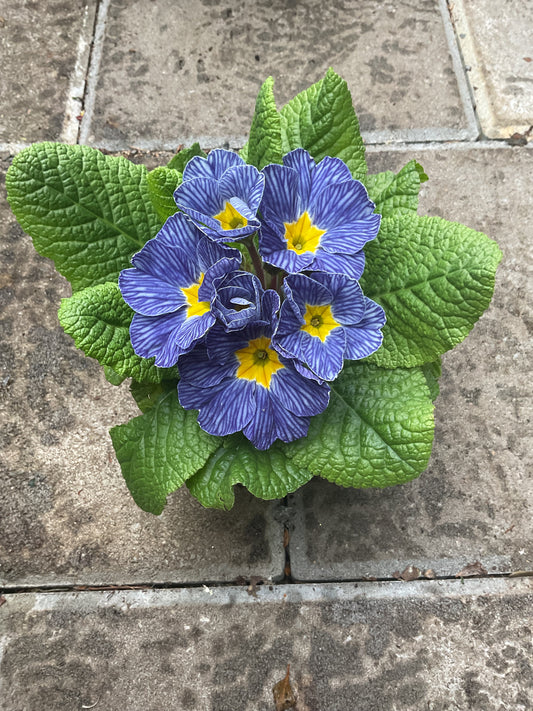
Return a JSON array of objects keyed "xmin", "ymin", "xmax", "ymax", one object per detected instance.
[{"xmin": 6, "ymin": 70, "xmax": 502, "ymax": 514}]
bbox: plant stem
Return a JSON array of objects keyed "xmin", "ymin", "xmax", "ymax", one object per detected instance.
[{"xmin": 245, "ymin": 236, "xmax": 266, "ymax": 289}]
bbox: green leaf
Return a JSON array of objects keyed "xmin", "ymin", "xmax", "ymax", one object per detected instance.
[
  {"xmin": 279, "ymin": 68, "xmax": 366, "ymax": 179},
  {"xmin": 245, "ymin": 77, "xmax": 283, "ymax": 170},
  {"xmin": 58, "ymin": 282, "xmax": 175, "ymax": 383},
  {"xmin": 110, "ymin": 390, "xmax": 220, "ymax": 514},
  {"xmin": 6, "ymin": 143, "xmax": 160, "ymax": 291},
  {"xmin": 284, "ymin": 363, "xmax": 435, "ymax": 488},
  {"xmin": 364, "ymin": 160, "xmax": 427, "ymax": 216},
  {"xmin": 146, "ymin": 167, "xmax": 182, "ymax": 223},
  {"xmin": 421, "ymin": 359, "xmax": 442, "ymax": 402},
  {"xmin": 104, "ymin": 366, "xmax": 127, "ymax": 386},
  {"xmin": 187, "ymin": 437, "xmax": 313, "ymax": 510},
  {"xmin": 167, "ymin": 142, "xmax": 206, "ymax": 172},
  {"xmin": 361, "ymin": 214, "xmax": 503, "ymax": 367},
  {"xmin": 130, "ymin": 379, "xmax": 178, "ymax": 413}
]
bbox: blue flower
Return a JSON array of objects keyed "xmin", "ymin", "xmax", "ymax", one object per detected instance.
[
  {"xmin": 259, "ymin": 148, "xmax": 380, "ymax": 278},
  {"xmin": 173, "ymin": 149, "xmax": 264, "ymax": 243},
  {"xmin": 211, "ymin": 270, "xmax": 264, "ymax": 332},
  {"xmin": 119, "ymin": 212, "xmax": 240, "ymax": 368},
  {"xmin": 177, "ymin": 290, "xmax": 330, "ymax": 450},
  {"xmin": 272, "ymin": 272, "xmax": 385, "ymax": 381}
]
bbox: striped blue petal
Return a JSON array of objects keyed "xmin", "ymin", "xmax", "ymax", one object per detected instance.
[
  {"xmin": 198, "ymin": 257, "xmax": 242, "ymax": 301},
  {"xmin": 259, "ymin": 221, "xmax": 314, "ymax": 273},
  {"xmin": 197, "ymin": 378, "xmax": 255, "ymax": 437},
  {"xmin": 320, "ymin": 216, "xmax": 381, "ymax": 254},
  {"xmin": 130, "ymin": 311, "xmax": 187, "ymax": 367},
  {"xmin": 242, "ymin": 386, "xmax": 277, "ymax": 450},
  {"xmin": 119, "ymin": 269, "xmax": 186, "ymax": 316},
  {"xmin": 344, "ymin": 298, "xmax": 386, "ymax": 361},
  {"xmin": 174, "ymin": 176, "xmax": 223, "ymax": 221},
  {"xmin": 312, "ymin": 249, "xmax": 366, "ymax": 280},
  {"xmin": 260, "ymin": 245, "xmax": 314, "ymax": 274},
  {"xmin": 175, "ymin": 312, "xmax": 215, "ymax": 351},
  {"xmin": 270, "ymin": 403, "xmax": 310, "ymax": 444},
  {"xmin": 260, "ymin": 164, "xmax": 299, "ymax": 224},
  {"xmin": 310, "ymin": 156, "xmax": 353, "ymax": 198},
  {"xmin": 178, "ymin": 347, "xmax": 236, "ymax": 388},
  {"xmin": 260, "ymin": 289, "xmax": 281, "ymax": 327},
  {"xmin": 183, "ymin": 149, "xmax": 244, "ymax": 182},
  {"xmin": 310, "ymin": 180, "xmax": 377, "ymax": 229},
  {"xmin": 211, "ymin": 271, "xmax": 263, "ymax": 331},
  {"xmin": 280, "ymin": 328, "xmax": 346, "ymax": 382},
  {"xmin": 197, "ymin": 236, "xmax": 241, "ymax": 274},
  {"xmin": 282, "ymin": 148, "xmax": 315, "ymax": 207},
  {"xmin": 310, "ymin": 272, "xmax": 366, "ymax": 325},
  {"xmin": 284, "ymin": 273, "xmax": 333, "ymax": 311},
  {"xmin": 130, "ymin": 213, "xmax": 200, "ymax": 286},
  {"xmin": 270, "ymin": 366, "xmax": 330, "ymax": 417},
  {"xmin": 273, "ymin": 298, "xmax": 303, "ymax": 339},
  {"xmin": 178, "ymin": 381, "xmax": 221, "ymax": 410},
  {"xmin": 206, "ymin": 324, "xmax": 248, "ymax": 363},
  {"xmin": 219, "ymin": 165, "xmax": 264, "ymax": 215}
]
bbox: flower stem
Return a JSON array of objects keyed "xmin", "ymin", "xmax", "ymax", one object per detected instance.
[{"xmin": 245, "ymin": 236, "xmax": 266, "ymax": 289}]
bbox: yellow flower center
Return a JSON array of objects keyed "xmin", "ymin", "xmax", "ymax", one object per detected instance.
[
  {"xmin": 284, "ymin": 211, "xmax": 325, "ymax": 254},
  {"xmin": 235, "ymin": 336, "xmax": 284, "ymax": 389},
  {"xmin": 301, "ymin": 304, "xmax": 339, "ymax": 342},
  {"xmin": 181, "ymin": 273, "xmax": 210, "ymax": 318},
  {"xmin": 214, "ymin": 201, "xmax": 248, "ymax": 230}
]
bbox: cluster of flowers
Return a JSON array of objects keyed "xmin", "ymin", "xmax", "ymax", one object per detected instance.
[{"xmin": 119, "ymin": 148, "xmax": 385, "ymax": 449}]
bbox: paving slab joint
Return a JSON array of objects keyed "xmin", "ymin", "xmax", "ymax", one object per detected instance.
[
  {"xmin": 438, "ymin": 0, "xmax": 480, "ymax": 141},
  {"xmin": 68, "ymin": 0, "xmax": 105, "ymax": 146},
  {"xmin": 4, "ymin": 570, "xmax": 529, "ymax": 598},
  {"xmin": 79, "ymin": 0, "xmax": 112, "ymax": 146},
  {"xmin": 59, "ymin": 3, "xmax": 99, "ymax": 144}
]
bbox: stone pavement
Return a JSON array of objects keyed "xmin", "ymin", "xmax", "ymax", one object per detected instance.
[{"xmin": 0, "ymin": 1, "xmax": 531, "ymax": 709}]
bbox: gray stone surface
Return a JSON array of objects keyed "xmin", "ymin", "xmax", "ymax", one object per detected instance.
[
  {"xmin": 290, "ymin": 145, "xmax": 533, "ymax": 581},
  {"xmin": 1, "ymin": 578, "xmax": 532, "ymax": 710},
  {"xmin": 449, "ymin": 0, "xmax": 533, "ymax": 139},
  {"xmin": 0, "ymin": 153, "xmax": 284, "ymax": 588},
  {"xmin": 86, "ymin": 0, "xmax": 473, "ymax": 149},
  {"xmin": 0, "ymin": 0, "xmax": 95, "ymax": 144}
]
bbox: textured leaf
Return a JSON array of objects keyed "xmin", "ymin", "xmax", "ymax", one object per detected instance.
[
  {"xmin": 110, "ymin": 390, "xmax": 219, "ymax": 514},
  {"xmin": 6, "ymin": 143, "xmax": 160, "ymax": 291},
  {"xmin": 104, "ymin": 365, "xmax": 127, "ymax": 386},
  {"xmin": 364, "ymin": 160, "xmax": 428, "ymax": 216},
  {"xmin": 284, "ymin": 363, "xmax": 435, "ymax": 488},
  {"xmin": 130, "ymin": 380, "xmax": 178, "ymax": 413},
  {"xmin": 187, "ymin": 437, "xmax": 313, "ymax": 510},
  {"xmin": 167, "ymin": 142, "xmax": 206, "ymax": 172},
  {"xmin": 146, "ymin": 167, "xmax": 182, "ymax": 223},
  {"xmin": 361, "ymin": 214, "xmax": 503, "ymax": 367},
  {"xmin": 279, "ymin": 68, "xmax": 366, "ymax": 179},
  {"xmin": 245, "ymin": 77, "xmax": 283, "ymax": 170},
  {"xmin": 58, "ymin": 282, "xmax": 175, "ymax": 383},
  {"xmin": 421, "ymin": 359, "xmax": 442, "ymax": 402}
]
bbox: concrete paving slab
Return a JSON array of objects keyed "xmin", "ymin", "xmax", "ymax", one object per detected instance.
[
  {"xmin": 449, "ymin": 0, "xmax": 533, "ymax": 139},
  {"xmin": 1, "ymin": 578, "xmax": 532, "ymax": 710},
  {"xmin": 290, "ymin": 145, "xmax": 533, "ymax": 581},
  {"xmin": 0, "ymin": 1, "xmax": 96, "ymax": 144},
  {"xmin": 85, "ymin": 0, "xmax": 474, "ymax": 150},
  {"xmin": 0, "ymin": 152, "xmax": 285, "ymax": 588}
]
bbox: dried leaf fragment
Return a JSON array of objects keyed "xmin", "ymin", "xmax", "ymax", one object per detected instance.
[
  {"xmin": 393, "ymin": 565, "xmax": 421, "ymax": 581},
  {"xmin": 455, "ymin": 561, "xmax": 487, "ymax": 578},
  {"xmin": 273, "ymin": 664, "xmax": 297, "ymax": 711}
]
